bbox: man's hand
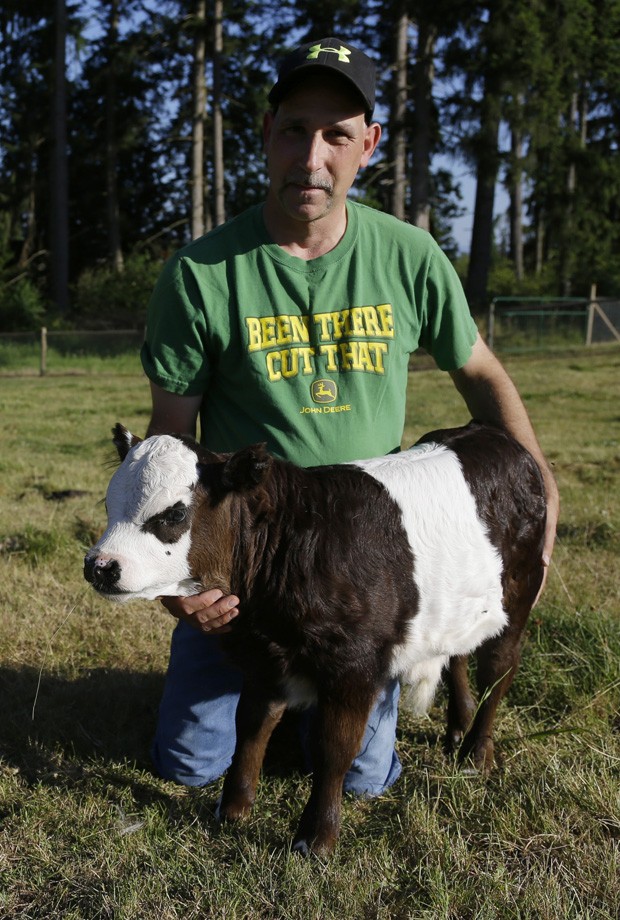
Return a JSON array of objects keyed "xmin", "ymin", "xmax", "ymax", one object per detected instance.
[
  {"xmin": 159, "ymin": 589, "xmax": 240, "ymax": 635},
  {"xmin": 542, "ymin": 476, "xmax": 559, "ymax": 565},
  {"xmin": 533, "ymin": 477, "xmax": 559, "ymax": 607}
]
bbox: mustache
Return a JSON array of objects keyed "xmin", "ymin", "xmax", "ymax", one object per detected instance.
[{"xmin": 284, "ymin": 174, "xmax": 333, "ymax": 194}]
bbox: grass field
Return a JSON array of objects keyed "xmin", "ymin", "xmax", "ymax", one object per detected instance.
[{"xmin": 1, "ymin": 347, "xmax": 619, "ymax": 919}]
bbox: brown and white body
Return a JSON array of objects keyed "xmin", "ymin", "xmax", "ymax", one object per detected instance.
[{"xmin": 85, "ymin": 421, "xmax": 546, "ymax": 856}]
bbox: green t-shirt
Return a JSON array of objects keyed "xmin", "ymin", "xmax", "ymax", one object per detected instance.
[{"xmin": 141, "ymin": 201, "xmax": 477, "ymax": 467}]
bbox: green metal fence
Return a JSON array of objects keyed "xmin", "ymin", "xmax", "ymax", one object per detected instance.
[{"xmin": 487, "ymin": 297, "xmax": 620, "ymax": 353}]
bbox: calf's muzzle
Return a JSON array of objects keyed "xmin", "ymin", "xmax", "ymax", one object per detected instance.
[{"xmin": 84, "ymin": 554, "xmax": 122, "ymax": 593}]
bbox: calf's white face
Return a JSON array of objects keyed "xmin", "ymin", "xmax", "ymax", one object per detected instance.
[{"xmin": 85, "ymin": 434, "xmax": 203, "ymax": 600}]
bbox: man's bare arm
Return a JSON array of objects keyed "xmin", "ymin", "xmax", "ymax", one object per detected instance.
[
  {"xmin": 450, "ymin": 333, "xmax": 559, "ymax": 575},
  {"xmin": 146, "ymin": 381, "xmax": 203, "ymax": 438}
]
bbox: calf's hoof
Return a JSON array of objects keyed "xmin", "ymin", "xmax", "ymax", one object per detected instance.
[
  {"xmin": 445, "ymin": 727, "xmax": 467, "ymax": 755},
  {"xmin": 458, "ymin": 735, "xmax": 495, "ymax": 775},
  {"xmin": 292, "ymin": 838, "xmax": 311, "ymax": 857},
  {"xmin": 291, "ymin": 831, "xmax": 337, "ymax": 859},
  {"xmin": 216, "ymin": 792, "xmax": 254, "ymax": 822}
]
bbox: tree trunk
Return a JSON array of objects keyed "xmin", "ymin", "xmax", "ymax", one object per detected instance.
[
  {"xmin": 191, "ymin": 0, "xmax": 207, "ymax": 239},
  {"xmin": 560, "ymin": 88, "xmax": 588, "ymax": 295},
  {"xmin": 50, "ymin": 0, "xmax": 69, "ymax": 312},
  {"xmin": 391, "ymin": 11, "xmax": 408, "ymax": 220},
  {"xmin": 509, "ymin": 121, "xmax": 524, "ymax": 281},
  {"xmin": 534, "ymin": 202, "xmax": 545, "ymax": 276},
  {"xmin": 466, "ymin": 86, "xmax": 501, "ymax": 308},
  {"xmin": 409, "ymin": 19, "xmax": 437, "ymax": 231},
  {"xmin": 105, "ymin": 0, "xmax": 124, "ymax": 272},
  {"xmin": 18, "ymin": 173, "xmax": 37, "ymax": 269},
  {"xmin": 212, "ymin": 0, "xmax": 225, "ymax": 227}
]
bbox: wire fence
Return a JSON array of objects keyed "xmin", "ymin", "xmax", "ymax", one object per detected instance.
[
  {"xmin": 1, "ymin": 304, "xmax": 619, "ymax": 377},
  {"xmin": 487, "ymin": 297, "xmax": 620, "ymax": 353},
  {"xmin": 0, "ymin": 328, "xmax": 145, "ymax": 376}
]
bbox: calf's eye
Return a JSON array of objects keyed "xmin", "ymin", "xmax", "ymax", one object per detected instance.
[
  {"xmin": 142, "ymin": 502, "xmax": 190, "ymax": 542},
  {"xmin": 164, "ymin": 506, "xmax": 187, "ymax": 525}
]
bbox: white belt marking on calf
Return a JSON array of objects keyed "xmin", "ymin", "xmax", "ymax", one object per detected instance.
[{"xmin": 354, "ymin": 443, "xmax": 507, "ymax": 713}]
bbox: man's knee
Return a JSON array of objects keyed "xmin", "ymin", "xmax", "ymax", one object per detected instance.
[
  {"xmin": 151, "ymin": 737, "xmax": 232, "ymax": 787},
  {"xmin": 151, "ymin": 622, "xmax": 242, "ymax": 786},
  {"xmin": 343, "ymin": 678, "xmax": 402, "ymax": 796}
]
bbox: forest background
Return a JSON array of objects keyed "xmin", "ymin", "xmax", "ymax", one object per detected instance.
[{"xmin": 1, "ymin": 0, "xmax": 619, "ymax": 335}]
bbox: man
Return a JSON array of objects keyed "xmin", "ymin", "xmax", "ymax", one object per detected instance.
[{"xmin": 140, "ymin": 38, "xmax": 559, "ymax": 791}]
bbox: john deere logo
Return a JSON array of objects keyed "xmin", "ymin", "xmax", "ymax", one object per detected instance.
[
  {"xmin": 307, "ymin": 43, "xmax": 352, "ymax": 64},
  {"xmin": 311, "ymin": 379, "xmax": 337, "ymax": 403}
]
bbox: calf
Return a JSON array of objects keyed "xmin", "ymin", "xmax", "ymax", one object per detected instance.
[{"xmin": 84, "ymin": 421, "xmax": 546, "ymax": 856}]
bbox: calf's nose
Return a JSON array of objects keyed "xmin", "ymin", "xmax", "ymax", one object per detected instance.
[{"xmin": 84, "ymin": 554, "xmax": 122, "ymax": 591}]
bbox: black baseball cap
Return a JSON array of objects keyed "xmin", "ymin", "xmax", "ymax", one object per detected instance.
[{"xmin": 268, "ymin": 38, "xmax": 376, "ymax": 119}]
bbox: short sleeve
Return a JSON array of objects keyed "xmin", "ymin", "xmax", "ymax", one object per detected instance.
[
  {"xmin": 140, "ymin": 255, "xmax": 212, "ymax": 396},
  {"xmin": 418, "ymin": 245, "xmax": 478, "ymax": 371}
]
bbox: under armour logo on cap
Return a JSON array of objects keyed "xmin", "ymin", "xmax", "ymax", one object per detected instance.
[
  {"xmin": 268, "ymin": 37, "xmax": 376, "ymax": 118},
  {"xmin": 306, "ymin": 43, "xmax": 352, "ymax": 64}
]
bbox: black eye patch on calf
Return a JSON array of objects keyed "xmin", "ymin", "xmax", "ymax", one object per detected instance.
[{"xmin": 141, "ymin": 501, "xmax": 190, "ymax": 543}]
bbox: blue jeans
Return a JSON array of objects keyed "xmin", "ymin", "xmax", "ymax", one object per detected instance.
[{"xmin": 152, "ymin": 621, "xmax": 402, "ymax": 796}]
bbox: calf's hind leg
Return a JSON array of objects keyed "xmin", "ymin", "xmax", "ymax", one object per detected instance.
[
  {"xmin": 219, "ymin": 685, "xmax": 286, "ymax": 820},
  {"xmin": 445, "ymin": 654, "xmax": 476, "ymax": 752},
  {"xmin": 459, "ymin": 560, "xmax": 545, "ymax": 772},
  {"xmin": 457, "ymin": 621, "xmax": 528, "ymax": 773}
]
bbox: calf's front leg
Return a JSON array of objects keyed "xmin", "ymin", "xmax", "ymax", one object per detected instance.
[
  {"xmin": 219, "ymin": 685, "xmax": 286, "ymax": 821},
  {"xmin": 293, "ymin": 691, "xmax": 373, "ymax": 858}
]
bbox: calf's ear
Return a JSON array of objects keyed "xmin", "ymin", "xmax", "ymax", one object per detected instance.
[
  {"xmin": 221, "ymin": 443, "xmax": 271, "ymax": 492},
  {"xmin": 112, "ymin": 423, "xmax": 142, "ymax": 462}
]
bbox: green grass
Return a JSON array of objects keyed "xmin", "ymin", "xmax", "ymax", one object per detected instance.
[
  {"xmin": 1, "ymin": 348, "xmax": 619, "ymax": 919},
  {"xmin": 0, "ymin": 332, "xmax": 144, "ymax": 376}
]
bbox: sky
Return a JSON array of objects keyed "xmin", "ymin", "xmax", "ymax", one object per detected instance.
[{"xmin": 449, "ymin": 170, "xmax": 511, "ymax": 255}]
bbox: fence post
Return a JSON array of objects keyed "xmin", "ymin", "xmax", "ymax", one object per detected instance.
[
  {"xmin": 40, "ymin": 326, "xmax": 47, "ymax": 376},
  {"xmin": 586, "ymin": 283, "xmax": 597, "ymax": 346}
]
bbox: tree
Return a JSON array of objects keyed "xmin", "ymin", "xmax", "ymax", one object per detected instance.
[
  {"xmin": 51, "ymin": 0, "xmax": 70, "ymax": 310},
  {"xmin": 2, "ymin": 0, "xmax": 620, "ymax": 331},
  {"xmin": 390, "ymin": 7, "xmax": 409, "ymax": 221},
  {"xmin": 507, "ymin": 105, "xmax": 525, "ymax": 281},
  {"xmin": 409, "ymin": 15, "xmax": 438, "ymax": 231},
  {"xmin": 212, "ymin": 0, "xmax": 225, "ymax": 227},
  {"xmin": 517, "ymin": 0, "xmax": 620, "ymax": 294},
  {"xmin": 559, "ymin": 0, "xmax": 620, "ymax": 293},
  {"xmin": 104, "ymin": 0, "xmax": 124, "ymax": 273},
  {"xmin": 70, "ymin": 1, "xmax": 177, "ymax": 275},
  {"xmin": 191, "ymin": 0, "xmax": 208, "ymax": 239},
  {"xmin": 1, "ymin": 7, "xmax": 52, "ymax": 276}
]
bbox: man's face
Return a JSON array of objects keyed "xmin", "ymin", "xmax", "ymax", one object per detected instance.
[{"xmin": 263, "ymin": 75, "xmax": 381, "ymax": 227}]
